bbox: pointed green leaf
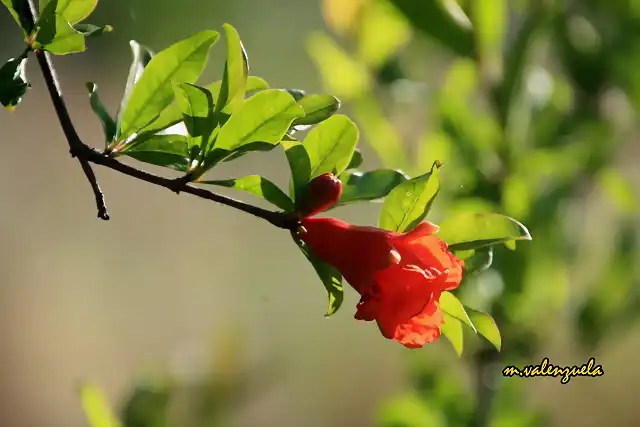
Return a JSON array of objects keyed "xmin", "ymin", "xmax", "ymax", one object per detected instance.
[
  {"xmin": 441, "ymin": 312, "xmax": 464, "ymax": 356},
  {"xmin": 121, "ymin": 134, "xmax": 189, "ymax": 171},
  {"xmin": 438, "ymin": 212, "xmax": 532, "ymax": 251},
  {"xmin": 282, "ymin": 138, "xmax": 311, "ymax": 204},
  {"xmin": 0, "ymin": 56, "xmax": 29, "ymax": 111},
  {"xmin": 172, "ymin": 82, "xmax": 215, "ymax": 160},
  {"xmin": 78, "ymin": 382, "xmax": 121, "ymax": 427},
  {"xmin": 2, "ymin": 0, "xmax": 33, "ymax": 33},
  {"xmin": 211, "ymin": 89, "xmax": 304, "ymax": 152},
  {"xmin": 452, "ymin": 247, "xmax": 494, "ymax": 275},
  {"xmin": 378, "ymin": 161, "xmax": 441, "ymax": 232},
  {"xmin": 338, "ymin": 169, "xmax": 409, "ymax": 205},
  {"xmin": 295, "ymin": 236, "xmax": 344, "ymax": 317},
  {"xmin": 40, "ymin": 0, "xmax": 97, "ymax": 24},
  {"xmin": 36, "ymin": 10, "xmax": 86, "ymax": 55},
  {"xmin": 201, "ymin": 175, "xmax": 294, "ymax": 211},
  {"xmin": 215, "ymin": 23, "xmax": 248, "ymax": 114},
  {"xmin": 466, "ymin": 308, "xmax": 501, "ymax": 351},
  {"xmin": 303, "ymin": 114, "xmax": 359, "ymax": 180},
  {"xmin": 346, "ymin": 149, "xmax": 363, "ymax": 170},
  {"xmin": 440, "ymin": 291, "xmax": 477, "ymax": 333},
  {"xmin": 118, "ymin": 30, "xmax": 219, "ymax": 141},
  {"xmin": 85, "ymin": 82, "xmax": 116, "ymax": 146},
  {"xmin": 293, "ymin": 94, "xmax": 341, "ymax": 126},
  {"xmin": 73, "ymin": 23, "xmax": 112, "ymax": 37}
]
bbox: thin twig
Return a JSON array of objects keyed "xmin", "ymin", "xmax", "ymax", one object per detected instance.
[{"xmin": 19, "ymin": 0, "xmax": 298, "ymax": 230}]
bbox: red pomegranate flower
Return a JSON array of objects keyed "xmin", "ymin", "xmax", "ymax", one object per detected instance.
[{"xmin": 298, "ymin": 217, "xmax": 464, "ymax": 348}]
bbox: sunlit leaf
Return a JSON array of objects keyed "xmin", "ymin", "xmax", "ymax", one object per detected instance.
[
  {"xmin": 40, "ymin": 0, "xmax": 97, "ymax": 24},
  {"xmin": 303, "ymin": 114, "xmax": 359, "ymax": 180},
  {"xmin": 439, "ymin": 291, "xmax": 477, "ymax": 333},
  {"xmin": 293, "ymin": 94, "xmax": 341, "ymax": 126},
  {"xmin": 438, "ymin": 212, "xmax": 531, "ymax": 251},
  {"xmin": 201, "ymin": 175, "xmax": 294, "ymax": 211},
  {"xmin": 85, "ymin": 82, "xmax": 116, "ymax": 146},
  {"xmin": 0, "ymin": 56, "xmax": 29, "ymax": 111},
  {"xmin": 357, "ymin": 0, "xmax": 411, "ymax": 67},
  {"xmin": 441, "ymin": 312, "xmax": 464, "ymax": 356},
  {"xmin": 378, "ymin": 161, "xmax": 440, "ymax": 232},
  {"xmin": 36, "ymin": 11, "xmax": 86, "ymax": 55},
  {"xmin": 78, "ymin": 382, "xmax": 121, "ymax": 427},
  {"xmin": 172, "ymin": 82, "xmax": 215, "ymax": 161},
  {"xmin": 215, "ymin": 23, "xmax": 248, "ymax": 114},
  {"xmin": 338, "ymin": 169, "xmax": 409, "ymax": 205},
  {"xmin": 466, "ymin": 308, "xmax": 501, "ymax": 351},
  {"xmin": 121, "ymin": 134, "xmax": 189, "ymax": 171},
  {"xmin": 118, "ymin": 30, "xmax": 219, "ymax": 141}
]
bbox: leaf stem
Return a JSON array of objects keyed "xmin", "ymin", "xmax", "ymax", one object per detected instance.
[{"xmin": 19, "ymin": 0, "xmax": 298, "ymax": 230}]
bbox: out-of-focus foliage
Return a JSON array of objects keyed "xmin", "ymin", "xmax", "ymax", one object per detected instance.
[{"xmin": 312, "ymin": 0, "xmax": 639, "ymax": 426}]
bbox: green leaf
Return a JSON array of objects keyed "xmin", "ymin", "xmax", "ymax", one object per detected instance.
[
  {"xmin": 78, "ymin": 382, "xmax": 121, "ymax": 427},
  {"xmin": 286, "ymin": 88, "xmax": 306, "ymax": 101},
  {"xmin": 282, "ymin": 138, "xmax": 311, "ymax": 204},
  {"xmin": 222, "ymin": 140, "xmax": 279, "ymax": 162},
  {"xmin": 172, "ymin": 82, "xmax": 215, "ymax": 160},
  {"xmin": 293, "ymin": 94, "xmax": 341, "ymax": 127},
  {"xmin": 303, "ymin": 114, "xmax": 359, "ymax": 179},
  {"xmin": 215, "ymin": 23, "xmax": 248, "ymax": 114},
  {"xmin": 36, "ymin": 10, "xmax": 86, "ymax": 55},
  {"xmin": 339, "ymin": 169, "xmax": 409, "ymax": 205},
  {"xmin": 440, "ymin": 312, "xmax": 463, "ymax": 356},
  {"xmin": 201, "ymin": 175, "xmax": 294, "ymax": 211},
  {"xmin": 73, "ymin": 23, "xmax": 112, "ymax": 37},
  {"xmin": 378, "ymin": 161, "xmax": 441, "ymax": 232},
  {"xmin": 211, "ymin": 89, "xmax": 304, "ymax": 152},
  {"xmin": 118, "ymin": 30, "xmax": 219, "ymax": 141},
  {"xmin": 115, "ymin": 40, "xmax": 154, "ymax": 139},
  {"xmin": 466, "ymin": 308, "xmax": 501, "ymax": 351},
  {"xmin": 346, "ymin": 148, "xmax": 363, "ymax": 169},
  {"xmin": 40, "ymin": 0, "xmax": 97, "ymax": 24},
  {"xmin": 452, "ymin": 247, "xmax": 494, "ymax": 275},
  {"xmin": 2, "ymin": 0, "xmax": 33, "ymax": 33},
  {"xmin": 438, "ymin": 212, "xmax": 532, "ymax": 251},
  {"xmin": 85, "ymin": 82, "xmax": 116, "ymax": 146},
  {"xmin": 121, "ymin": 134, "xmax": 189, "ymax": 171},
  {"xmin": 439, "ymin": 291, "xmax": 477, "ymax": 333},
  {"xmin": 388, "ymin": 0, "xmax": 474, "ymax": 57},
  {"xmin": 295, "ymin": 236, "xmax": 344, "ymax": 316},
  {"xmin": 470, "ymin": 0, "xmax": 506, "ymax": 76},
  {"xmin": 0, "ymin": 56, "xmax": 29, "ymax": 111}
]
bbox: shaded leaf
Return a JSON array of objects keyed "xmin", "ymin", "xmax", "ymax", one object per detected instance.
[
  {"xmin": 121, "ymin": 134, "xmax": 189, "ymax": 171},
  {"xmin": 452, "ymin": 247, "xmax": 494, "ymax": 275},
  {"xmin": 118, "ymin": 30, "xmax": 219, "ymax": 141},
  {"xmin": 286, "ymin": 88, "xmax": 306, "ymax": 101},
  {"xmin": 466, "ymin": 308, "xmax": 501, "ymax": 351},
  {"xmin": 85, "ymin": 82, "xmax": 116, "ymax": 146},
  {"xmin": 172, "ymin": 82, "xmax": 215, "ymax": 160},
  {"xmin": 338, "ymin": 169, "xmax": 409, "ymax": 205},
  {"xmin": 215, "ymin": 23, "xmax": 248, "ymax": 114},
  {"xmin": 36, "ymin": 9, "xmax": 86, "ymax": 55},
  {"xmin": 378, "ymin": 161, "xmax": 441, "ymax": 232},
  {"xmin": 222, "ymin": 140, "xmax": 279, "ymax": 162},
  {"xmin": 2, "ymin": 0, "xmax": 33, "ymax": 33},
  {"xmin": 346, "ymin": 148, "xmax": 363, "ymax": 169},
  {"xmin": 440, "ymin": 291, "xmax": 477, "ymax": 333},
  {"xmin": 438, "ymin": 212, "xmax": 532, "ymax": 251},
  {"xmin": 201, "ymin": 175, "xmax": 294, "ymax": 211},
  {"xmin": 441, "ymin": 312, "xmax": 464, "ymax": 356},
  {"xmin": 293, "ymin": 94, "xmax": 341, "ymax": 126},
  {"xmin": 74, "ymin": 23, "xmax": 112, "ymax": 37},
  {"xmin": 303, "ymin": 114, "xmax": 359, "ymax": 179},
  {"xmin": 78, "ymin": 382, "xmax": 121, "ymax": 427},
  {"xmin": 211, "ymin": 89, "xmax": 304, "ymax": 152},
  {"xmin": 282, "ymin": 138, "xmax": 311, "ymax": 204},
  {"xmin": 295, "ymin": 236, "xmax": 344, "ymax": 316},
  {"xmin": 0, "ymin": 56, "xmax": 29, "ymax": 111}
]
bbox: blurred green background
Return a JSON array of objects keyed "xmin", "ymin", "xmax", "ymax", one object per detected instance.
[{"xmin": 1, "ymin": 0, "xmax": 639, "ymax": 427}]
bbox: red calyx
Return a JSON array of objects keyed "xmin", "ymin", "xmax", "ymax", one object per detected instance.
[{"xmin": 298, "ymin": 173, "xmax": 343, "ymax": 217}]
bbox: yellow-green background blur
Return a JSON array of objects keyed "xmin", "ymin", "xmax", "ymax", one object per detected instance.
[{"xmin": 1, "ymin": 1, "xmax": 639, "ymax": 427}]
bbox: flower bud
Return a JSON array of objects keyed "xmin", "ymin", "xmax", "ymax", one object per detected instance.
[{"xmin": 298, "ymin": 173, "xmax": 343, "ymax": 217}]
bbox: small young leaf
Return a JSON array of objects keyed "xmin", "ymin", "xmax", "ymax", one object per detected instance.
[
  {"xmin": 439, "ymin": 291, "xmax": 477, "ymax": 333},
  {"xmin": 466, "ymin": 308, "xmax": 501, "ymax": 351},
  {"xmin": 85, "ymin": 82, "xmax": 116, "ymax": 146},
  {"xmin": 440, "ymin": 312, "xmax": 464, "ymax": 356},
  {"xmin": 438, "ymin": 212, "xmax": 532, "ymax": 251},
  {"xmin": 36, "ymin": 11, "xmax": 86, "ymax": 55},
  {"xmin": 303, "ymin": 114, "xmax": 359, "ymax": 179},
  {"xmin": 2, "ymin": 0, "xmax": 33, "ymax": 33},
  {"xmin": 115, "ymin": 40, "xmax": 154, "ymax": 137},
  {"xmin": 0, "ymin": 56, "xmax": 29, "ymax": 111},
  {"xmin": 295, "ymin": 236, "xmax": 344, "ymax": 317},
  {"xmin": 338, "ymin": 169, "xmax": 409, "ymax": 205},
  {"xmin": 215, "ymin": 23, "xmax": 248, "ymax": 114},
  {"xmin": 118, "ymin": 30, "xmax": 219, "ymax": 141},
  {"xmin": 346, "ymin": 149, "xmax": 363, "ymax": 169},
  {"xmin": 78, "ymin": 382, "xmax": 121, "ymax": 427},
  {"xmin": 293, "ymin": 94, "xmax": 341, "ymax": 126},
  {"xmin": 172, "ymin": 82, "xmax": 215, "ymax": 160},
  {"xmin": 378, "ymin": 161, "xmax": 441, "ymax": 232},
  {"xmin": 282, "ymin": 138, "xmax": 311, "ymax": 204},
  {"xmin": 74, "ymin": 23, "xmax": 112, "ymax": 37},
  {"xmin": 201, "ymin": 175, "xmax": 294, "ymax": 211},
  {"xmin": 41, "ymin": 0, "xmax": 98, "ymax": 25},
  {"xmin": 121, "ymin": 134, "xmax": 189, "ymax": 171},
  {"xmin": 211, "ymin": 89, "xmax": 304, "ymax": 152}
]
